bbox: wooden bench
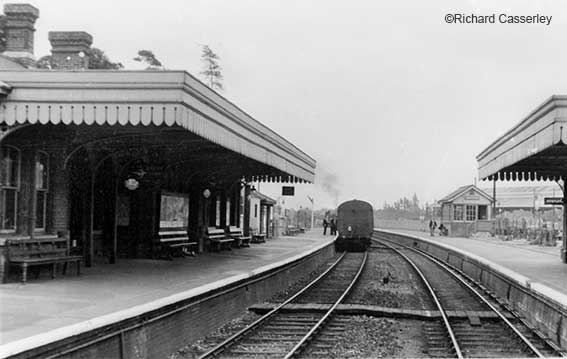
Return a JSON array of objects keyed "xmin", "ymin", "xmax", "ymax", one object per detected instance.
[
  {"xmin": 227, "ymin": 226, "xmax": 251, "ymax": 247},
  {"xmin": 5, "ymin": 237, "xmax": 82, "ymax": 284},
  {"xmin": 206, "ymin": 227, "xmax": 234, "ymax": 252},
  {"xmin": 251, "ymin": 230, "xmax": 266, "ymax": 243},
  {"xmin": 157, "ymin": 230, "xmax": 197, "ymax": 259},
  {"xmin": 287, "ymin": 226, "xmax": 301, "ymax": 236}
]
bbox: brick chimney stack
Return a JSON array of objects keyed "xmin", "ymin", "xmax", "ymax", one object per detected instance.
[
  {"xmin": 2, "ymin": 3, "xmax": 39, "ymax": 67},
  {"xmin": 48, "ymin": 31, "xmax": 93, "ymax": 70}
]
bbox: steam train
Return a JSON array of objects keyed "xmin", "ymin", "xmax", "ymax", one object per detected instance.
[{"xmin": 335, "ymin": 199, "xmax": 373, "ymax": 252}]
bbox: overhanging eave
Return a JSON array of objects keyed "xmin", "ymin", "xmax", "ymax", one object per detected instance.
[
  {"xmin": 477, "ymin": 95, "xmax": 567, "ymax": 181},
  {"xmin": 0, "ymin": 70, "xmax": 316, "ymax": 182}
]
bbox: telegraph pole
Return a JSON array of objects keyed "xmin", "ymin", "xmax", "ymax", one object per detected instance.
[{"xmin": 307, "ymin": 196, "xmax": 314, "ymax": 230}]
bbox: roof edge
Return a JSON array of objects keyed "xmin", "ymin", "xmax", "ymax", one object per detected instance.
[
  {"xmin": 476, "ymin": 95, "xmax": 567, "ymax": 161},
  {"xmin": 438, "ymin": 184, "xmax": 493, "ymax": 204}
]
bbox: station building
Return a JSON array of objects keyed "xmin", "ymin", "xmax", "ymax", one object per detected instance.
[
  {"xmin": 0, "ymin": 4, "xmax": 316, "ymax": 272},
  {"xmin": 248, "ymin": 190, "xmax": 276, "ymax": 238},
  {"xmin": 437, "ymin": 184, "xmax": 493, "ymax": 237},
  {"xmin": 477, "ymin": 95, "xmax": 567, "ymax": 262}
]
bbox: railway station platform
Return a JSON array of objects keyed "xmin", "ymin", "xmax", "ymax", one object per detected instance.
[
  {"xmin": 384, "ymin": 229, "xmax": 567, "ymax": 296},
  {"xmin": 0, "ymin": 231, "xmax": 334, "ymax": 354}
]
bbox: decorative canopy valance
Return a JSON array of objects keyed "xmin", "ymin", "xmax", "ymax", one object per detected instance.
[{"xmin": 0, "ymin": 70, "xmax": 316, "ymax": 182}]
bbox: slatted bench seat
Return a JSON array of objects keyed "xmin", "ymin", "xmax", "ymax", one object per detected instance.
[
  {"xmin": 250, "ymin": 229, "xmax": 266, "ymax": 243},
  {"xmin": 287, "ymin": 226, "xmax": 301, "ymax": 236},
  {"xmin": 206, "ymin": 227, "xmax": 234, "ymax": 252},
  {"xmin": 157, "ymin": 230, "xmax": 197, "ymax": 259},
  {"xmin": 227, "ymin": 226, "xmax": 251, "ymax": 247},
  {"xmin": 5, "ymin": 237, "xmax": 82, "ymax": 284}
]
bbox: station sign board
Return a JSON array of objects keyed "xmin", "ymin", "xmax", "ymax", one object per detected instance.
[
  {"xmin": 544, "ymin": 197, "xmax": 564, "ymax": 205},
  {"xmin": 282, "ymin": 186, "xmax": 295, "ymax": 196}
]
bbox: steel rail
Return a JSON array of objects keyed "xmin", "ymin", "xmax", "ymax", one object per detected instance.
[
  {"xmin": 373, "ymin": 239, "xmax": 463, "ymax": 358},
  {"xmin": 40, "ymin": 241, "xmax": 328, "ymax": 359},
  {"xmin": 198, "ymin": 252, "xmax": 347, "ymax": 359},
  {"xmin": 283, "ymin": 251, "xmax": 368, "ymax": 359},
  {"xmin": 375, "ymin": 236, "xmax": 546, "ymax": 358}
]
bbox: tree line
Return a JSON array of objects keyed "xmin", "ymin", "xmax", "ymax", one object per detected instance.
[
  {"xmin": 33, "ymin": 46, "xmax": 224, "ymax": 91},
  {"xmin": 375, "ymin": 193, "xmax": 428, "ymax": 220}
]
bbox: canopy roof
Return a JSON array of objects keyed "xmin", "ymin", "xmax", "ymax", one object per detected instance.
[
  {"xmin": 0, "ymin": 70, "xmax": 316, "ymax": 182},
  {"xmin": 251, "ymin": 190, "xmax": 277, "ymax": 205},
  {"xmin": 438, "ymin": 184, "xmax": 493, "ymax": 204},
  {"xmin": 477, "ymin": 95, "xmax": 567, "ymax": 182},
  {"xmin": 479, "ymin": 185, "xmax": 562, "ymax": 209}
]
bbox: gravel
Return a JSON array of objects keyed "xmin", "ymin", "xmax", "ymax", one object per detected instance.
[
  {"xmin": 169, "ymin": 250, "xmax": 434, "ymax": 358},
  {"xmin": 313, "ymin": 315, "xmax": 427, "ymax": 358},
  {"xmin": 347, "ymin": 250, "xmax": 434, "ymax": 310},
  {"xmin": 267, "ymin": 254, "xmax": 342, "ymax": 303},
  {"xmin": 169, "ymin": 311, "xmax": 262, "ymax": 359}
]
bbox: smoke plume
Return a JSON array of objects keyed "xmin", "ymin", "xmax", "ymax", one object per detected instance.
[{"xmin": 317, "ymin": 165, "xmax": 341, "ymax": 207}]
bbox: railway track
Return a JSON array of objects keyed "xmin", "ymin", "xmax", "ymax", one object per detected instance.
[
  {"xmin": 198, "ymin": 252, "xmax": 367, "ymax": 358},
  {"xmin": 372, "ymin": 235, "xmax": 564, "ymax": 358}
]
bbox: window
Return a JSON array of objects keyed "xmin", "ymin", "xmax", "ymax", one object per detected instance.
[
  {"xmin": 478, "ymin": 205, "xmax": 488, "ymax": 220},
  {"xmin": 254, "ymin": 204, "xmax": 258, "ymax": 218},
  {"xmin": 465, "ymin": 205, "xmax": 477, "ymax": 222},
  {"xmin": 35, "ymin": 152, "xmax": 49, "ymax": 230},
  {"xmin": 1, "ymin": 146, "xmax": 20, "ymax": 232},
  {"xmin": 215, "ymin": 195, "xmax": 221, "ymax": 227},
  {"xmin": 159, "ymin": 193, "xmax": 189, "ymax": 229},
  {"xmin": 453, "ymin": 205, "xmax": 464, "ymax": 221},
  {"xmin": 226, "ymin": 199, "xmax": 230, "ymax": 226}
]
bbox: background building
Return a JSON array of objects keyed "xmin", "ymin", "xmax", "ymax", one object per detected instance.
[
  {"xmin": 0, "ymin": 3, "xmax": 316, "ymax": 273},
  {"xmin": 437, "ymin": 185, "xmax": 493, "ymax": 237}
]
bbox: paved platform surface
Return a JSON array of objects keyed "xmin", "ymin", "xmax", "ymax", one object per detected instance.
[
  {"xmin": 0, "ymin": 231, "xmax": 334, "ymax": 346},
  {"xmin": 388, "ymin": 229, "xmax": 567, "ymax": 295}
]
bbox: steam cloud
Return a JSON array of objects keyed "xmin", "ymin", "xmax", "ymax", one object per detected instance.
[{"xmin": 317, "ymin": 165, "xmax": 341, "ymax": 207}]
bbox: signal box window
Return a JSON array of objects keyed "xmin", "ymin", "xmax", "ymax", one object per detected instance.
[
  {"xmin": 465, "ymin": 205, "xmax": 477, "ymax": 222},
  {"xmin": 478, "ymin": 205, "xmax": 488, "ymax": 220},
  {"xmin": 1, "ymin": 146, "xmax": 20, "ymax": 232},
  {"xmin": 453, "ymin": 205, "xmax": 464, "ymax": 221}
]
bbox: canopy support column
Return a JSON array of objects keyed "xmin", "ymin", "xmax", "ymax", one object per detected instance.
[
  {"xmin": 243, "ymin": 185, "xmax": 251, "ymax": 236},
  {"xmin": 562, "ymin": 182, "xmax": 567, "ymax": 263},
  {"xmin": 111, "ymin": 175, "xmax": 118, "ymax": 265},
  {"xmin": 492, "ymin": 178, "xmax": 496, "ymax": 218},
  {"xmin": 87, "ymin": 172, "xmax": 95, "ymax": 267}
]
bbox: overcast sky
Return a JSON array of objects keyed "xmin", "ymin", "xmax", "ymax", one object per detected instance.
[{"xmin": 27, "ymin": 0, "xmax": 567, "ymax": 209}]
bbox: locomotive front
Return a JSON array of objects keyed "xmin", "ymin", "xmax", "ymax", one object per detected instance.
[{"xmin": 335, "ymin": 199, "xmax": 374, "ymax": 252}]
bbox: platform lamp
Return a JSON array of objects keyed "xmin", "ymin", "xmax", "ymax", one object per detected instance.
[{"xmin": 203, "ymin": 189, "xmax": 211, "ymax": 199}]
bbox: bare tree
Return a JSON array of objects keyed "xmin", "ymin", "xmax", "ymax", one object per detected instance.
[{"xmin": 200, "ymin": 45, "xmax": 223, "ymax": 91}]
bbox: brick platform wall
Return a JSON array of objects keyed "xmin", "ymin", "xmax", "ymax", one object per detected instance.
[
  {"xmin": 375, "ymin": 229, "xmax": 567, "ymax": 352},
  {"xmin": 47, "ymin": 147, "xmax": 69, "ymax": 235},
  {"xmin": 10, "ymin": 243, "xmax": 336, "ymax": 358}
]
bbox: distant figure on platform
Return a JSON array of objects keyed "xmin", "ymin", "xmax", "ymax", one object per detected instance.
[
  {"xmin": 330, "ymin": 218, "xmax": 337, "ymax": 235},
  {"xmin": 429, "ymin": 219, "xmax": 437, "ymax": 236},
  {"xmin": 438, "ymin": 223, "xmax": 448, "ymax": 236},
  {"xmin": 323, "ymin": 219, "xmax": 329, "ymax": 235}
]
